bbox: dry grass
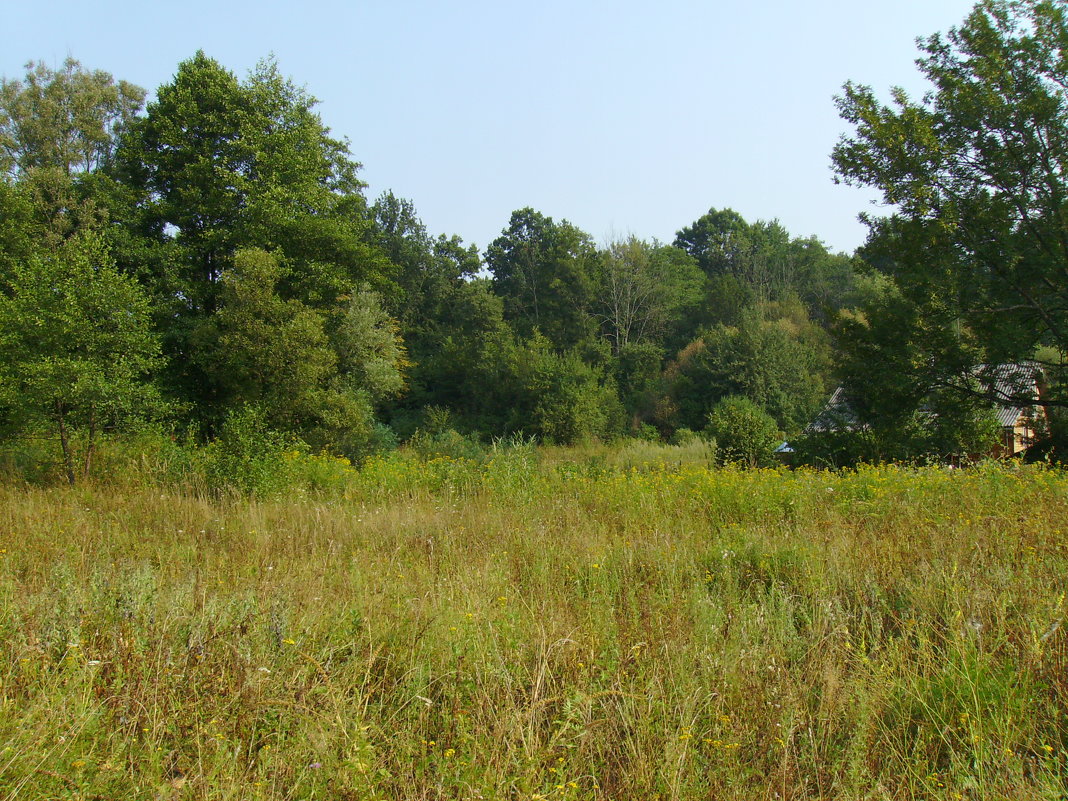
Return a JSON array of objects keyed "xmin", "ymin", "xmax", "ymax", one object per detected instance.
[{"xmin": 0, "ymin": 455, "xmax": 1066, "ymax": 799}]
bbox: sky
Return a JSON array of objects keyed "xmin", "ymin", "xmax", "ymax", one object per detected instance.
[{"xmin": 4, "ymin": 0, "xmax": 979, "ymax": 255}]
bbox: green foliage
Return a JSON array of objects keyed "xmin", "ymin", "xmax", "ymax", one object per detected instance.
[
  {"xmin": 0, "ymin": 58, "xmax": 145, "ymax": 250},
  {"xmin": 924, "ymin": 391, "xmax": 1003, "ymax": 458},
  {"xmin": 0, "ymin": 57, "xmax": 144, "ymax": 178},
  {"xmin": 0, "ymin": 180, "xmax": 37, "ymax": 286},
  {"xmin": 192, "ymin": 248, "xmax": 337, "ymax": 429},
  {"xmin": 793, "ymin": 401, "xmax": 1002, "ymax": 468},
  {"xmin": 394, "ymin": 278, "xmax": 509, "ymax": 424},
  {"xmin": 789, "ymin": 428, "xmax": 882, "ymax": 468},
  {"xmin": 704, "ymin": 395, "xmax": 781, "ymax": 467},
  {"xmin": 675, "ymin": 207, "xmax": 856, "ymax": 321},
  {"xmin": 409, "ymin": 428, "xmax": 487, "ymax": 462},
  {"xmin": 517, "ymin": 336, "xmax": 625, "ymax": 444},
  {"xmin": 486, "ymin": 208, "xmax": 600, "ymax": 348},
  {"xmin": 201, "ymin": 405, "xmax": 367, "ymax": 497},
  {"xmin": 112, "ymin": 52, "xmax": 392, "ymax": 422},
  {"xmin": 331, "ymin": 284, "xmax": 408, "ymax": 404},
  {"xmin": 1026, "ymin": 366, "xmax": 1068, "ymax": 463},
  {"xmin": 201, "ymin": 405, "xmax": 297, "ymax": 496},
  {"xmin": 0, "ymin": 233, "xmax": 163, "ymax": 483},
  {"xmin": 371, "ymin": 191, "xmax": 480, "ymax": 325},
  {"xmin": 614, "ymin": 340, "xmax": 664, "ymax": 425},
  {"xmin": 0, "ymin": 50, "xmax": 884, "ymax": 473},
  {"xmin": 185, "ymin": 249, "xmax": 406, "ymax": 462},
  {"xmin": 829, "ymin": 272, "xmax": 1012, "ymax": 464},
  {"xmin": 669, "ymin": 427, "xmax": 700, "ymax": 445},
  {"xmin": 674, "ymin": 207, "xmax": 751, "ymax": 276},
  {"xmin": 666, "ymin": 305, "xmax": 831, "ymax": 433},
  {"xmin": 119, "ymin": 52, "xmax": 377, "ymax": 300},
  {"xmin": 593, "ymin": 236, "xmax": 703, "ymax": 353},
  {"xmin": 634, "ymin": 422, "xmax": 661, "ymax": 442},
  {"xmin": 833, "ymin": 0, "xmax": 1068, "ymax": 412},
  {"xmin": 428, "ymin": 328, "xmax": 623, "ymax": 444}
]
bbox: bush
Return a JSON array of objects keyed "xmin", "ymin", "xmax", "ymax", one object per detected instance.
[
  {"xmin": 669, "ymin": 427, "xmax": 700, "ymax": 445},
  {"xmin": 634, "ymin": 422, "xmax": 661, "ymax": 442},
  {"xmin": 203, "ymin": 405, "xmax": 297, "ymax": 496},
  {"xmin": 409, "ymin": 428, "xmax": 486, "ymax": 462},
  {"xmin": 705, "ymin": 396, "xmax": 781, "ymax": 467}
]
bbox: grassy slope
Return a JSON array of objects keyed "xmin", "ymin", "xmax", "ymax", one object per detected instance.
[{"xmin": 0, "ymin": 454, "xmax": 1066, "ymax": 799}]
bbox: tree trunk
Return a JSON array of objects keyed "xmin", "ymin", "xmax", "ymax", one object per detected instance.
[
  {"xmin": 55, "ymin": 401, "xmax": 76, "ymax": 486},
  {"xmin": 82, "ymin": 409, "xmax": 96, "ymax": 481}
]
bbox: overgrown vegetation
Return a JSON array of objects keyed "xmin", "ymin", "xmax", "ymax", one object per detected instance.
[
  {"xmin": 5, "ymin": 0, "xmax": 1067, "ymax": 468},
  {"xmin": 0, "ymin": 446, "xmax": 1065, "ymax": 799},
  {"xmin": 3, "ymin": 4, "xmax": 1068, "ymax": 795}
]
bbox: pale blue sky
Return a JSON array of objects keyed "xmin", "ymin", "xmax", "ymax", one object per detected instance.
[{"xmin": 5, "ymin": 0, "xmax": 978, "ymax": 254}]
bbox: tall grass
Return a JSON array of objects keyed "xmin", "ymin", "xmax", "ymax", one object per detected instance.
[{"xmin": 0, "ymin": 451, "xmax": 1065, "ymax": 799}]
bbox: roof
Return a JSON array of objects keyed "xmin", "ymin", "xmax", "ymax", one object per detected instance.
[
  {"xmin": 973, "ymin": 362, "xmax": 1042, "ymax": 427},
  {"xmin": 804, "ymin": 386, "xmax": 863, "ymax": 434},
  {"xmin": 807, "ymin": 362, "xmax": 1043, "ymax": 435}
]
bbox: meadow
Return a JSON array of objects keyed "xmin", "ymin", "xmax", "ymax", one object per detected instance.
[{"xmin": 0, "ymin": 440, "xmax": 1066, "ymax": 800}]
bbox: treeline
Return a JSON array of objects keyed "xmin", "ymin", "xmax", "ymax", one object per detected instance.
[
  {"xmin": 0, "ymin": 53, "xmax": 867, "ymax": 479},
  {"xmin": 7, "ymin": 0, "xmax": 1068, "ymax": 484}
]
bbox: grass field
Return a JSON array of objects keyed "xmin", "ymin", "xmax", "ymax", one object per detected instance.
[{"xmin": 1, "ymin": 446, "xmax": 1066, "ymax": 799}]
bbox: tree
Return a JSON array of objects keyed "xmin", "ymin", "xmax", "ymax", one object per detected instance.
[
  {"xmin": 117, "ymin": 52, "xmax": 386, "ymax": 313},
  {"xmin": 593, "ymin": 237, "xmax": 703, "ymax": 354},
  {"xmin": 190, "ymin": 249, "xmax": 407, "ymax": 454},
  {"xmin": 832, "ymin": 0, "xmax": 1068, "ymax": 410},
  {"xmin": 674, "ymin": 207, "xmax": 858, "ymax": 332},
  {"xmin": 191, "ymin": 248, "xmax": 338, "ymax": 431},
  {"xmin": 472, "ymin": 332, "xmax": 623, "ymax": 443},
  {"xmin": 674, "ymin": 208, "xmax": 751, "ymax": 277},
  {"xmin": 391, "ymin": 278, "xmax": 511, "ymax": 435},
  {"xmin": 331, "ymin": 285, "xmax": 408, "ymax": 406},
  {"xmin": 674, "ymin": 209, "xmax": 791, "ymax": 302},
  {"xmin": 366, "ymin": 191, "xmax": 498, "ymax": 432},
  {"xmin": 0, "ymin": 234, "xmax": 162, "ymax": 484},
  {"xmin": 0, "ymin": 180, "xmax": 37, "ymax": 287},
  {"xmin": 486, "ymin": 208, "xmax": 599, "ymax": 348},
  {"xmin": 0, "ymin": 59, "xmax": 146, "ymax": 249},
  {"xmin": 369, "ymin": 191, "xmax": 480, "ymax": 348},
  {"xmin": 665, "ymin": 306, "xmax": 831, "ymax": 434},
  {"xmin": 0, "ymin": 57, "xmax": 144, "ymax": 178},
  {"xmin": 828, "ymin": 277, "xmax": 1006, "ymax": 463},
  {"xmin": 113, "ymin": 53, "xmax": 393, "ymax": 422}
]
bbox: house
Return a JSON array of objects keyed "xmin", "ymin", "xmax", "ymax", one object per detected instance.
[
  {"xmin": 984, "ymin": 362, "xmax": 1044, "ymax": 457},
  {"xmin": 777, "ymin": 362, "xmax": 1045, "ymax": 462}
]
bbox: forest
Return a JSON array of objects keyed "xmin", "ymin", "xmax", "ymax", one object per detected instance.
[{"xmin": 2, "ymin": 0, "xmax": 1067, "ymax": 484}]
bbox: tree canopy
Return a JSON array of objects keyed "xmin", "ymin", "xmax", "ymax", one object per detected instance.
[
  {"xmin": 0, "ymin": 47, "xmax": 891, "ymax": 473},
  {"xmin": 0, "ymin": 234, "xmax": 161, "ymax": 483},
  {"xmin": 833, "ymin": 0, "xmax": 1068, "ymax": 412}
]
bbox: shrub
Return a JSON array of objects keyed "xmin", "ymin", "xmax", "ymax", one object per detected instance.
[
  {"xmin": 409, "ymin": 428, "xmax": 486, "ymax": 462},
  {"xmin": 203, "ymin": 405, "xmax": 297, "ymax": 496},
  {"xmin": 705, "ymin": 396, "xmax": 781, "ymax": 467}
]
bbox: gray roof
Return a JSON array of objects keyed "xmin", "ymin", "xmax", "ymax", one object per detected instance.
[
  {"xmin": 805, "ymin": 386, "xmax": 863, "ymax": 434},
  {"xmin": 975, "ymin": 362, "xmax": 1042, "ymax": 427},
  {"xmin": 807, "ymin": 362, "xmax": 1042, "ymax": 435}
]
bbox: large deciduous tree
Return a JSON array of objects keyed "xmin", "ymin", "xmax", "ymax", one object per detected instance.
[
  {"xmin": 0, "ymin": 57, "xmax": 144, "ymax": 178},
  {"xmin": 486, "ymin": 208, "xmax": 599, "ymax": 348},
  {"xmin": 191, "ymin": 248, "xmax": 407, "ymax": 456},
  {"xmin": 593, "ymin": 237, "xmax": 702, "ymax": 354},
  {"xmin": 118, "ymin": 52, "xmax": 384, "ymax": 312},
  {"xmin": 112, "ymin": 52, "xmax": 395, "ymax": 426},
  {"xmin": 665, "ymin": 305, "xmax": 831, "ymax": 434},
  {"xmin": 833, "ymin": 0, "xmax": 1068, "ymax": 410},
  {"xmin": 0, "ymin": 59, "xmax": 145, "ymax": 248}
]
